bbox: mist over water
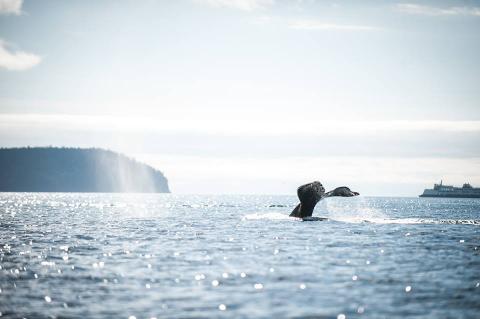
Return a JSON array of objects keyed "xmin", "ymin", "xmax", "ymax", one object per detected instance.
[
  {"xmin": 320, "ymin": 196, "xmax": 388, "ymax": 223},
  {"xmin": 95, "ymin": 150, "xmax": 160, "ymax": 193},
  {"xmin": 1, "ymin": 193, "xmax": 479, "ymax": 318}
]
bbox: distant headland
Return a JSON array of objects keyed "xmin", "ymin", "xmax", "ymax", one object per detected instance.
[{"xmin": 0, "ymin": 147, "xmax": 170, "ymax": 193}]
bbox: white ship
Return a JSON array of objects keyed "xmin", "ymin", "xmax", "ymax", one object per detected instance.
[{"xmin": 420, "ymin": 181, "xmax": 480, "ymax": 198}]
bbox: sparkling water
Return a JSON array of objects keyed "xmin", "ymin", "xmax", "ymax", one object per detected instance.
[{"xmin": 1, "ymin": 193, "xmax": 479, "ymax": 318}]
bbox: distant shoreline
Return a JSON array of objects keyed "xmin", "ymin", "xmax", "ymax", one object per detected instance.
[{"xmin": 0, "ymin": 147, "xmax": 170, "ymax": 193}]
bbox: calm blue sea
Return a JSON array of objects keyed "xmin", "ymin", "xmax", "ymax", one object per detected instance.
[{"xmin": 0, "ymin": 193, "xmax": 479, "ymax": 318}]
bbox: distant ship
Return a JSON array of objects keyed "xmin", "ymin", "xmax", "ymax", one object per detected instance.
[{"xmin": 420, "ymin": 181, "xmax": 480, "ymax": 198}]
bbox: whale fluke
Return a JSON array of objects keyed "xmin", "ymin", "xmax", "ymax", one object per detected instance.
[
  {"xmin": 289, "ymin": 181, "xmax": 325, "ymax": 218},
  {"xmin": 289, "ymin": 182, "xmax": 359, "ymax": 219},
  {"xmin": 324, "ymin": 186, "xmax": 360, "ymax": 198}
]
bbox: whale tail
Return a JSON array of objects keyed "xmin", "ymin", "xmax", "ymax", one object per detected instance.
[
  {"xmin": 289, "ymin": 182, "xmax": 359, "ymax": 219},
  {"xmin": 289, "ymin": 181, "xmax": 324, "ymax": 218},
  {"xmin": 324, "ymin": 186, "xmax": 360, "ymax": 198}
]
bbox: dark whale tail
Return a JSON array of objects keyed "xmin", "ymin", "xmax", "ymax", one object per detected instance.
[
  {"xmin": 324, "ymin": 186, "xmax": 360, "ymax": 198},
  {"xmin": 289, "ymin": 182, "xmax": 359, "ymax": 219},
  {"xmin": 289, "ymin": 181, "xmax": 324, "ymax": 218}
]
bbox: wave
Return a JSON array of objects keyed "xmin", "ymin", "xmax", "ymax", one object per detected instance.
[
  {"xmin": 242, "ymin": 212, "xmax": 298, "ymax": 221},
  {"xmin": 242, "ymin": 213, "xmax": 480, "ymax": 225},
  {"xmin": 349, "ymin": 217, "xmax": 480, "ymax": 225}
]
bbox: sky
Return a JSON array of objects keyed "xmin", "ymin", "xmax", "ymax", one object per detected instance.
[{"xmin": 0, "ymin": 0, "xmax": 479, "ymax": 195}]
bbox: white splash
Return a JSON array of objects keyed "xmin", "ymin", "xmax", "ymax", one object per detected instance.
[
  {"xmin": 242, "ymin": 198, "xmax": 480, "ymax": 225},
  {"xmin": 321, "ymin": 197, "xmax": 386, "ymax": 223},
  {"xmin": 367, "ymin": 218, "xmax": 480, "ymax": 225},
  {"xmin": 242, "ymin": 212, "xmax": 299, "ymax": 221}
]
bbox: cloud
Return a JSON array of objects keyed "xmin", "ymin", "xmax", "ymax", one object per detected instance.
[
  {"xmin": 195, "ymin": 0, "xmax": 274, "ymax": 11},
  {"xmin": 1, "ymin": 114, "xmax": 479, "ymax": 136},
  {"xmin": 2, "ymin": 114, "xmax": 479, "ymax": 195},
  {"xmin": 134, "ymin": 154, "xmax": 480, "ymax": 195},
  {"xmin": 0, "ymin": 40, "xmax": 41, "ymax": 71},
  {"xmin": 0, "ymin": 0, "xmax": 22, "ymax": 15},
  {"xmin": 288, "ymin": 20, "xmax": 378, "ymax": 31},
  {"xmin": 396, "ymin": 3, "xmax": 480, "ymax": 16}
]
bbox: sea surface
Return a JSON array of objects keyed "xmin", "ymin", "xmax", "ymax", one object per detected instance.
[{"xmin": 0, "ymin": 193, "xmax": 479, "ymax": 318}]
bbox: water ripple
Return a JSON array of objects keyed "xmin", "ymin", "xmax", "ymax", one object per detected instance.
[{"xmin": 0, "ymin": 193, "xmax": 479, "ymax": 318}]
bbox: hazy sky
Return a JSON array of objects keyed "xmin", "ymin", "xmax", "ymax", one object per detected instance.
[{"xmin": 1, "ymin": 0, "xmax": 479, "ymax": 195}]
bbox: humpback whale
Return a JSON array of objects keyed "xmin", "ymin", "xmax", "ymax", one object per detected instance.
[{"xmin": 289, "ymin": 181, "xmax": 359, "ymax": 219}]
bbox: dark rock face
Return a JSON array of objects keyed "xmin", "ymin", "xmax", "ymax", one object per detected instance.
[
  {"xmin": 289, "ymin": 181, "xmax": 359, "ymax": 218},
  {"xmin": 0, "ymin": 147, "xmax": 170, "ymax": 193}
]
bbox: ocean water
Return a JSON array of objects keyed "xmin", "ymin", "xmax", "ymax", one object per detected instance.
[{"xmin": 0, "ymin": 193, "xmax": 479, "ymax": 319}]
